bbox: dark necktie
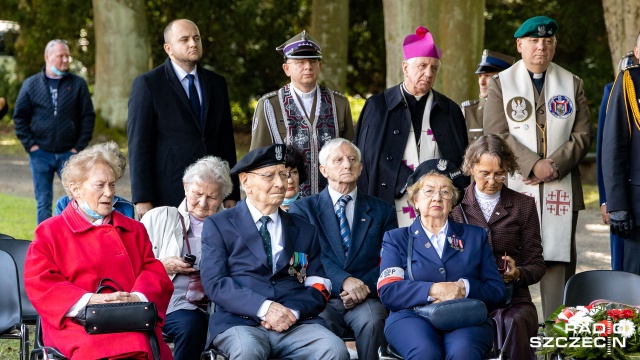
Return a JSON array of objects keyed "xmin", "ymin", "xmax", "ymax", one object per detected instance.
[
  {"xmin": 336, "ymin": 195, "xmax": 352, "ymax": 255},
  {"xmin": 186, "ymin": 74, "xmax": 203, "ymax": 128},
  {"xmin": 259, "ymin": 216, "xmax": 273, "ymax": 270}
]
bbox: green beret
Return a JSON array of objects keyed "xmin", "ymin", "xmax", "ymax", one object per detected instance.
[{"xmin": 514, "ymin": 16, "xmax": 558, "ymax": 38}]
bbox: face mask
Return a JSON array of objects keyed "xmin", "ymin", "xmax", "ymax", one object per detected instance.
[
  {"xmin": 79, "ymin": 200, "xmax": 105, "ymax": 220},
  {"xmin": 281, "ymin": 192, "xmax": 300, "ymax": 207},
  {"xmin": 50, "ymin": 65, "xmax": 68, "ymax": 77}
]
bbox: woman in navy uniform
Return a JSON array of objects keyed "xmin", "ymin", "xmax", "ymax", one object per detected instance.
[{"xmin": 377, "ymin": 159, "xmax": 504, "ymax": 360}]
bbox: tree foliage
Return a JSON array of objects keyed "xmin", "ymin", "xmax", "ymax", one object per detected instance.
[{"xmin": 0, "ymin": 0, "xmax": 613, "ymax": 131}]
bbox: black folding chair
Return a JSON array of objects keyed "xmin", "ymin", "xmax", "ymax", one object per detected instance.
[
  {"xmin": 563, "ymin": 270, "xmax": 640, "ymax": 306},
  {"xmin": 0, "ymin": 238, "xmax": 39, "ymax": 324},
  {"xmin": 0, "ymin": 249, "xmax": 29, "ymax": 360},
  {"xmin": 30, "ymin": 316, "xmax": 67, "ymax": 360}
]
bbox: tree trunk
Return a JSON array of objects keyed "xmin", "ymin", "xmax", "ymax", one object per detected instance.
[
  {"xmin": 602, "ymin": 0, "xmax": 640, "ymax": 76},
  {"xmin": 311, "ymin": 0, "xmax": 349, "ymax": 92},
  {"xmin": 92, "ymin": 0, "xmax": 148, "ymax": 129},
  {"xmin": 382, "ymin": 0, "xmax": 485, "ymax": 104}
]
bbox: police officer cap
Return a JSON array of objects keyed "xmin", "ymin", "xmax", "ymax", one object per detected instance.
[
  {"xmin": 513, "ymin": 16, "xmax": 558, "ymax": 38},
  {"xmin": 276, "ymin": 30, "xmax": 322, "ymax": 60},
  {"xmin": 230, "ymin": 144, "xmax": 286, "ymax": 176},
  {"xmin": 475, "ymin": 49, "xmax": 515, "ymax": 74},
  {"xmin": 406, "ymin": 159, "xmax": 466, "ymax": 192}
]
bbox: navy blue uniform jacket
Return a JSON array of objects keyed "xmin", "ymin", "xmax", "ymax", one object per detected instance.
[
  {"xmin": 289, "ymin": 188, "xmax": 398, "ymax": 296},
  {"xmin": 127, "ymin": 58, "xmax": 239, "ymax": 207},
  {"xmin": 378, "ymin": 218, "xmax": 505, "ymax": 327},
  {"xmin": 353, "ymin": 85, "xmax": 469, "ymax": 205},
  {"xmin": 201, "ymin": 200, "xmax": 329, "ymax": 341}
]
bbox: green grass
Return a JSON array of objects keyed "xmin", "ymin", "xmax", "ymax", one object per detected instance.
[{"xmin": 0, "ymin": 193, "xmax": 36, "ymax": 239}]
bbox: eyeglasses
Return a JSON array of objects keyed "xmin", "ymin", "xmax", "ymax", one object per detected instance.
[
  {"xmin": 248, "ymin": 171, "xmax": 288, "ymax": 182},
  {"xmin": 287, "ymin": 59, "xmax": 320, "ymax": 67},
  {"xmin": 498, "ymin": 252, "xmax": 508, "ymax": 274},
  {"xmin": 421, "ymin": 187, "xmax": 453, "ymax": 200},
  {"xmin": 483, "ymin": 175, "xmax": 507, "ymax": 183}
]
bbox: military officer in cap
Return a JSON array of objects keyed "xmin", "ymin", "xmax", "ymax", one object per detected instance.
[
  {"xmin": 602, "ymin": 31, "xmax": 640, "ymax": 275},
  {"xmin": 461, "ymin": 49, "xmax": 514, "ymax": 144},
  {"xmin": 250, "ymin": 31, "xmax": 353, "ymax": 197},
  {"xmin": 201, "ymin": 144, "xmax": 349, "ymax": 360},
  {"xmin": 483, "ymin": 16, "xmax": 591, "ymax": 319}
]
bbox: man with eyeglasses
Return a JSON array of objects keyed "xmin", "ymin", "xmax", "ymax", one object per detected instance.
[
  {"xmin": 483, "ymin": 16, "xmax": 592, "ymax": 319},
  {"xmin": 13, "ymin": 39, "xmax": 95, "ymax": 224},
  {"xmin": 290, "ymin": 138, "xmax": 397, "ymax": 359},
  {"xmin": 250, "ymin": 31, "xmax": 353, "ymax": 197},
  {"xmin": 201, "ymin": 144, "xmax": 349, "ymax": 360}
]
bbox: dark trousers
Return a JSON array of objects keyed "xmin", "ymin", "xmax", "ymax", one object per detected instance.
[{"xmin": 163, "ymin": 309, "xmax": 208, "ymax": 360}]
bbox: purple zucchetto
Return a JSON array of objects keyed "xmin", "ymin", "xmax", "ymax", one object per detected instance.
[{"xmin": 403, "ymin": 26, "xmax": 442, "ymax": 61}]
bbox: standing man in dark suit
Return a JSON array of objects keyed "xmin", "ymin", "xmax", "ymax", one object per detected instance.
[
  {"xmin": 602, "ymin": 31, "xmax": 640, "ymax": 275},
  {"xmin": 290, "ymin": 138, "xmax": 397, "ymax": 359},
  {"xmin": 201, "ymin": 144, "xmax": 349, "ymax": 360},
  {"xmin": 353, "ymin": 26, "xmax": 469, "ymax": 228},
  {"xmin": 127, "ymin": 19, "xmax": 239, "ymax": 218}
]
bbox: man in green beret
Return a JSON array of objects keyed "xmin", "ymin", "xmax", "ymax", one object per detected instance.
[
  {"xmin": 250, "ymin": 31, "xmax": 353, "ymax": 197},
  {"xmin": 461, "ymin": 49, "xmax": 514, "ymax": 144},
  {"xmin": 483, "ymin": 16, "xmax": 592, "ymax": 320}
]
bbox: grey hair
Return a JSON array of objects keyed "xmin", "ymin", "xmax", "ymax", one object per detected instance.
[
  {"xmin": 44, "ymin": 39, "xmax": 69, "ymax": 57},
  {"xmin": 182, "ymin": 156, "xmax": 233, "ymax": 199},
  {"xmin": 318, "ymin": 138, "xmax": 361, "ymax": 166},
  {"xmin": 61, "ymin": 142, "xmax": 125, "ymax": 198},
  {"xmin": 405, "ymin": 57, "xmax": 442, "ymax": 66}
]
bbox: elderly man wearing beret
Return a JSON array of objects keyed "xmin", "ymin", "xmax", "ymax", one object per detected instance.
[
  {"xmin": 483, "ymin": 15, "xmax": 591, "ymax": 319},
  {"xmin": 354, "ymin": 26, "xmax": 470, "ymax": 228},
  {"xmin": 461, "ymin": 49, "xmax": 515, "ymax": 144},
  {"xmin": 200, "ymin": 144, "xmax": 349, "ymax": 360},
  {"xmin": 250, "ymin": 31, "xmax": 353, "ymax": 197}
]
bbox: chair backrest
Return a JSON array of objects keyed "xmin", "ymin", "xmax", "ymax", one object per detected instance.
[
  {"xmin": 563, "ymin": 270, "xmax": 640, "ymax": 306},
  {"xmin": 0, "ymin": 249, "xmax": 22, "ymax": 334},
  {"xmin": 0, "ymin": 238, "xmax": 37, "ymax": 323},
  {"xmin": 0, "ymin": 233, "xmax": 15, "ymax": 240}
]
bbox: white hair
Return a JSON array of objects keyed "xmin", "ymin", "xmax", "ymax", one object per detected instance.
[
  {"xmin": 318, "ymin": 138, "xmax": 361, "ymax": 166},
  {"xmin": 44, "ymin": 39, "xmax": 69, "ymax": 57},
  {"xmin": 182, "ymin": 156, "xmax": 233, "ymax": 199}
]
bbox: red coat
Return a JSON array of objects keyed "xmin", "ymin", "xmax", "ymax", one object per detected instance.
[{"xmin": 25, "ymin": 205, "xmax": 174, "ymax": 359}]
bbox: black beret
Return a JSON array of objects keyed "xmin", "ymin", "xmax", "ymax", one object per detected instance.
[
  {"xmin": 406, "ymin": 159, "xmax": 466, "ymax": 192},
  {"xmin": 230, "ymin": 144, "xmax": 286, "ymax": 176}
]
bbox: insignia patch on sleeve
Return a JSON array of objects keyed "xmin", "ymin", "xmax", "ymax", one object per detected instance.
[{"xmin": 377, "ymin": 267, "xmax": 405, "ymax": 289}]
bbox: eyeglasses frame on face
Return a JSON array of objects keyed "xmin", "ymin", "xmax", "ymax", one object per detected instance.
[
  {"xmin": 483, "ymin": 174, "xmax": 507, "ymax": 183},
  {"xmin": 421, "ymin": 186, "xmax": 454, "ymax": 200},
  {"xmin": 287, "ymin": 59, "xmax": 320, "ymax": 67},
  {"xmin": 247, "ymin": 171, "xmax": 288, "ymax": 182}
]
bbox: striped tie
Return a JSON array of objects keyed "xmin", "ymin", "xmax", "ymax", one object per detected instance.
[
  {"xmin": 336, "ymin": 195, "xmax": 352, "ymax": 255},
  {"xmin": 259, "ymin": 216, "xmax": 273, "ymax": 270}
]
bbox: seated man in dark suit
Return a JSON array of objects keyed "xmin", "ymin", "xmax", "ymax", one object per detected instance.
[
  {"xmin": 201, "ymin": 144, "xmax": 349, "ymax": 360},
  {"xmin": 290, "ymin": 138, "xmax": 398, "ymax": 359}
]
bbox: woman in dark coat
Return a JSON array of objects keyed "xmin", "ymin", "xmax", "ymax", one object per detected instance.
[{"xmin": 451, "ymin": 135, "xmax": 545, "ymax": 360}]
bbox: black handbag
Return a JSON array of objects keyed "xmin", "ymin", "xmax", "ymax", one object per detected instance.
[
  {"xmin": 74, "ymin": 278, "xmax": 161, "ymax": 360},
  {"xmin": 406, "ymin": 234, "xmax": 488, "ymax": 330}
]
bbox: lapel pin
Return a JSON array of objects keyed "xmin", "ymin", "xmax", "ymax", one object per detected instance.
[
  {"xmin": 425, "ymin": 242, "xmax": 432, "ymax": 248},
  {"xmin": 414, "ymin": 230, "xmax": 419, "ymax": 235},
  {"xmin": 496, "ymin": 212, "xmax": 500, "ymax": 215},
  {"xmin": 361, "ymin": 218, "xmax": 366, "ymax": 221}
]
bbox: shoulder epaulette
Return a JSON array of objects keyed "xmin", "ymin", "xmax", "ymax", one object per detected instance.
[
  {"xmin": 461, "ymin": 99, "xmax": 479, "ymax": 108},
  {"xmin": 331, "ymin": 90, "xmax": 347, "ymax": 99},
  {"xmin": 259, "ymin": 91, "xmax": 278, "ymax": 101}
]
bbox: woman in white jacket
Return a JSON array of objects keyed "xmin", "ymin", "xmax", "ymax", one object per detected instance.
[{"xmin": 141, "ymin": 155, "xmax": 233, "ymax": 360}]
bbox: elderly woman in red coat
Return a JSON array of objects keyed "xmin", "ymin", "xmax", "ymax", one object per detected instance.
[{"xmin": 24, "ymin": 141, "xmax": 174, "ymax": 360}]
